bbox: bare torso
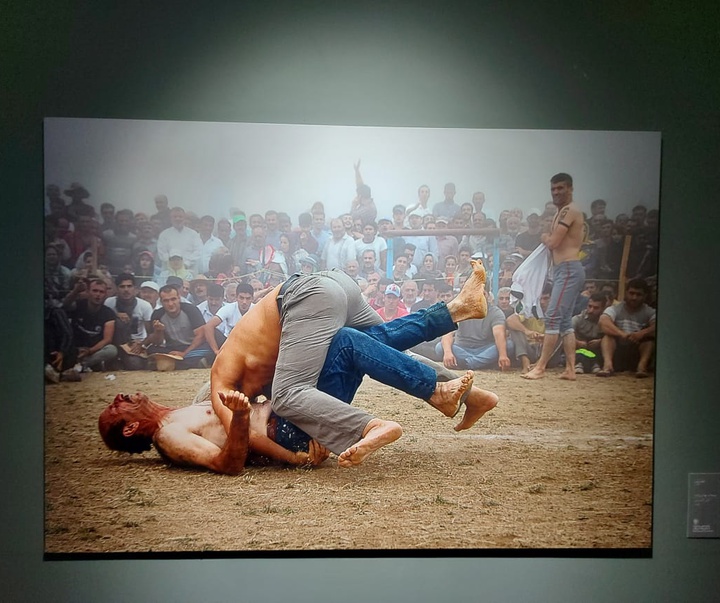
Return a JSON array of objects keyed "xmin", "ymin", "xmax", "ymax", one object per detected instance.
[
  {"xmin": 549, "ymin": 202, "xmax": 584, "ymax": 264},
  {"xmin": 211, "ymin": 285, "xmax": 282, "ymax": 401},
  {"xmin": 158, "ymin": 405, "xmax": 227, "ymax": 448}
]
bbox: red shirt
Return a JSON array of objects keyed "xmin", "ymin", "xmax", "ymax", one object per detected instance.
[{"xmin": 377, "ymin": 305, "xmax": 409, "ymax": 322}]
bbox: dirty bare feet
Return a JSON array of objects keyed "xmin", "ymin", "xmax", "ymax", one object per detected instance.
[
  {"xmin": 338, "ymin": 419, "xmax": 402, "ymax": 468},
  {"xmin": 446, "ymin": 259, "xmax": 488, "ymax": 322},
  {"xmin": 522, "ymin": 366, "xmax": 546, "ymax": 380},
  {"xmin": 454, "ymin": 386, "xmax": 499, "ymax": 431},
  {"xmin": 428, "ymin": 370, "xmax": 474, "ymax": 417},
  {"xmin": 559, "ymin": 370, "xmax": 576, "ymax": 381}
]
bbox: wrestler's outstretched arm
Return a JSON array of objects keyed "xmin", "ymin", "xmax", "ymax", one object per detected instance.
[{"xmin": 153, "ymin": 391, "xmax": 250, "ymax": 475}]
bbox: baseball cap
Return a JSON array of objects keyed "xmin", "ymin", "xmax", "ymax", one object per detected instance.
[
  {"xmin": 140, "ymin": 281, "xmax": 159, "ymax": 292},
  {"xmin": 384, "ymin": 284, "xmax": 401, "ymax": 297}
]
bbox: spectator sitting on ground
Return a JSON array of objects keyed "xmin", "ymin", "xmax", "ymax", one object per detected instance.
[
  {"xmin": 105, "ymin": 273, "xmax": 153, "ymax": 370},
  {"xmin": 139, "ymin": 280, "xmax": 161, "ymax": 310},
  {"xmin": 572, "ymin": 292, "xmax": 607, "ymax": 375},
  {"xmin": 197, "ymin": 283, "xmax": 226, "ymax": 325},
  {"xmin": 498, "ymin": 252, "xmax": 524, "ymax": 288},
  {"xmin": 597, "ymin": 278, "xmax": 656, "ymax": 378},
  {"xmin": 63, "ymin": 277, "xmax": 118, "ymax": 372},
  {"xmin": 437, "ymin": 289, "xmax": 513, "ymax": 371},
  {"xmin": 204, "ymin": 282, "xmax": 256, "ymax": 356},
  {"xmin": 506, "ymin": 284, "xmax": 558, "ymax": 374},
  {"xmin": 141, "ymin": 284, "xmax": 214, "ymax": 370},
  {"xmin": 188, "ymin": 276, "xmax": 209, "ymax": 305},
  {"xmin": 495, "ymin": 286, "xmax": 516, "ymax": 319}
]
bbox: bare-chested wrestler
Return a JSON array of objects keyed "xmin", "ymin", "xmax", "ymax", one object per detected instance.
[
  {"xmin": 98, "ymin": 390, "xmax": 330, "ymax": 474},
  {"xmin": 211, "ymin": 260, "xmax": 495, "ymax": 468},
  {"xmin": 523, "ymin": 173, "xmax": 586, "ymax": 381}
]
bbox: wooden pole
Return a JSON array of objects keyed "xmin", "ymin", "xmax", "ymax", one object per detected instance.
[{"xmin": 618, "ymin": 234, "xmax": 632, "ymax": 301}]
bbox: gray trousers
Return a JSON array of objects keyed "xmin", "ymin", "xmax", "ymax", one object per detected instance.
[{"xmin": 271, "ymin": 270, "xmax": 384, "ymax": 453}]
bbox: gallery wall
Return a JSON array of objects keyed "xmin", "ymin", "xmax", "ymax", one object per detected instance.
[{"xmin": 1, "ymin": 1, "xmax": 718, "ymax": 601}]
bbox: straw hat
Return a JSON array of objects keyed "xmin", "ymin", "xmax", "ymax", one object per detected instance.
[{"xmin": 151, "ymin": 352, "xmax": 183, "ymax": 371}]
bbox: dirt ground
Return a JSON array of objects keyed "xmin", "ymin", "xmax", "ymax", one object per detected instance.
[{"xmin": 44, "ymin": 366, "xmax": 653, "ymax": 554}]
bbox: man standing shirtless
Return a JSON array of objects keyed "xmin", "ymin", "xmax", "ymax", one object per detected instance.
[
  {"xmin": 211, "ymin": 261, "xmax": 493, "ymax": 468},
  {"xmin": 523, "ymin": 173, "xmax": 585, "ymax": 380}
]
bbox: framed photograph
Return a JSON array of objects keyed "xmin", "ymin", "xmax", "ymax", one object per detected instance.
[{"xmin": 44, "ymin": 119, "xmax": 660, "ymax": 556}]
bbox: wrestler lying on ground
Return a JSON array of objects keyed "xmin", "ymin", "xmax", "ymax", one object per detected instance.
[
  {"xmin": 210, "ymin": 260, "xmax": 496, "ymax": 468},
  {"xmin": 98, "ymin": 390, "xmax": 331, "ymax": 474}
]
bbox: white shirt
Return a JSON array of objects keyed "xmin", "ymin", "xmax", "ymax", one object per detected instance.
[
  {"xmin": 322, "ymin": 234, "xmax": 356, "ymax": 270},
  {"xmin": 354, "ymin": 236, "xmax": 388, "ymax": 271},
  {"xmin": 104, "ymin": 296, "xmax": 153, "ymax": 340},
  {"xmin": 198, "ymin": 234, "xmax": 224, "ymax": 274},
  {"xmin": 156, "ymin": 226, "xmax": 203, "ymax": 270},
  {"xmin": 214, "ymin": 302, "xmax": 255, "ymax": 337},
  {"xmin": 196, "ymin": 300, "xmax": 226, "ymax": 324}
]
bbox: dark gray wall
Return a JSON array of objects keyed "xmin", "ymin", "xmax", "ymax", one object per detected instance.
[{"xmin": 2, "ymin": 1, "xmax": 718, "ymax": 601}]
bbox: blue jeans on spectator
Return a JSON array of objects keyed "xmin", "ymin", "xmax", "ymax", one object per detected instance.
[{"xmin": 435, "ymin": 340, "xmax": 515, "ymax": 370}]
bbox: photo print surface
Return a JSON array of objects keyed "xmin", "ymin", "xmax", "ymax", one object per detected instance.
[{"xmin": 44, "ymin": 118, "xmax": 660, "ymax": 555}]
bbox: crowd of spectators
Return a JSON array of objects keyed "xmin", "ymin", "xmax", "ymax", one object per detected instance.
[{"xmin": 44, "ymin": 169, "xmax": 658, "ymax": 381}]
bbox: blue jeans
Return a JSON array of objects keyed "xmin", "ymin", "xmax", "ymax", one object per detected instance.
[
  {"xmin": 434, "ymin": 340, "xmax": 515, "ymax": 370},
  {"xmin": 545, "ymin": 260, "xmax": 585, "ymax": 335},
  {"xmin": 273, "ymin": 302, "xmax": 458, "ymax": 452}
]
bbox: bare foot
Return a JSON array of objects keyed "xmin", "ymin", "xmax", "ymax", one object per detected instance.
[
  {"xmin": 446, "ymin": 259, "xmax": 488, "ymax": 322},
  {"xmin": 454, "ymin": 386, "xmax": 498, "ymax": 431},
  {"xmin": 559, "ymin": 370, "xmax": 576, "ymax": 381},
  {"xmin": 522, "ymin": 367, "xmax": 546, "ymax": 380},
  {"xmin": 428, "ymin": 370, "xmax": 474, "ymax": 417},
  {"xmin": 337, "ymin": 419, "xmax": 402, "ymax": 468}
]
